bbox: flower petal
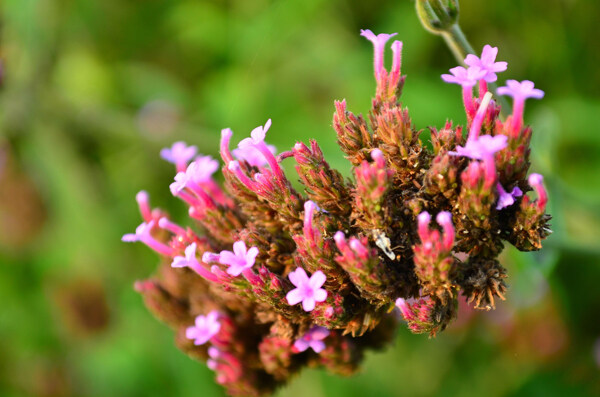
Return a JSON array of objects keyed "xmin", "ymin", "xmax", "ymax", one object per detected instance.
[
  {"xmin": 302, "ymin": 297, "xmax": 316, "ymax": 312},
  {"xmin": 308, "ymin": 270, "xmax": 326, "ymax": 289},
  {"xmin": 286, "ymin": 288, "xmax": 304, "ymax": 305}
]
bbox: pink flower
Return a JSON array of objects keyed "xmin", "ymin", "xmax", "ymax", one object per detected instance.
[
  {"xmin": 528, "ymin": 173, "xmax": 548, "ymax": 211},
  {"xmin": 122, "ymin": 220, "xmax": 175, "ymax": 256},
  {"xmin": 497, "ymin": 80, "xmax": 544, "ymax": 134},
  {"xmin": 169, "ymin": 242, "xmax": 219, "ymax": 282},
  {"xmin": 135, "ymin": 190, "xmax": 152, "ymax": 223},
  {"xmin": 218, "ymin": 241, "xmax": 259, "ymax": 276},
  {"xmin": 496, "ymin": 183, "xmax": 523, "ymax": 210},
  {"xmin": 233, "ymin": 144, "xmax": 277, "ymax": 167},
  {"xmin": 186, "ymin": 311, "xmax": 221, "ymax": 345},
  {"xmin": 236, "ymin": 120, "xmax": 286, "ymax": 185},
  {"xmin": 449, "ymin": 134, "xmax": 507, "ymax": 160},
  {"xmin": 441, "ymin": 66, "xmax": 486, "ymax": 88},
  {"xmin": 286, "ymin": 268, "xmax": 327, "ymax": 312},
  {"xmin": 464, "ymin": 45, "xmax": 507, "ymax": 83},
  {"xmin": 417, "ymin": 211, "xmax": 431, "ymax": 240},
  {"xmin": 395, "ymin": 298, "xmax": 412, "ymax": 319},
  {"xmin": 497, "ymin": 80, "xmax": 544, "ymax": 101},
  {"xmin": 160, "ymin": 141, "xmax": 197, "ymax": 171},
  {"xmin": 170, "ymin": 156, "xmax": 219, "ymax": 194},
  {"xmin": 293, "ymin": 326, "xmax": 330, "ymax": 353},
  {"xmin": 238, "ymin": 119, "xmax": 272, "ymax": 148},
  {"xmin": 436, "ymin": 211, "xmax": 455, "ymax": 251},
  {"xmin": 360, "ymin": 29, "xmax": 397, "ymax": 79}
]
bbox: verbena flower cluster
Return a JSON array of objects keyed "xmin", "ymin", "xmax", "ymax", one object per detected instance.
[{"xmin": 124, "ymin": 31, "xmax": 551, "ymax": 396}]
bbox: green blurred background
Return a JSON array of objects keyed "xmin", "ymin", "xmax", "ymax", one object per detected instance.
[{"xmin": 1, "ymin": 0, "xmax": 599, "ymax": 396}]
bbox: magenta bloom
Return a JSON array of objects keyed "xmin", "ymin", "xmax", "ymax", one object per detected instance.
[
  {"xmin": 497, "ymin": 80, "xmax": 544, "ymax": 135},
  {"xmin": 441, "ymin": 66, "xmax": 486, "ymax": 87},
  {"xmin": 496, "ymin": 183, "xmax": 523, "ymax": 210},
  {"xmin": 121, "ymin": 221, "xmax": 152, "ymax": 243},
  {"xmin": 171, "ymin": 242, "xmax": 199, "ymax": 268},
  {"xmin": 497, "ymin": 80, "xmax": 545, "ymax": 101},
  {"xmin": 294, "ymin": 326, "xmax": 330, "ymax": 353},
  {"xmin": 160, "ymin": 141, "xmax": 197, "ymax": 171},
  {"xmin": 218, "ymin": 241, "xmax": 259, "ymax": 276},
  {"xmin": 172, "ymin": 242, "xmax": 220, "ymax": 282},
  {"xmin": 122, "ymin": 220, "xmax": 175, "ymax": 256},
  {"xmin": 449, "ymin": 134, "xmax": 508, "ymax": 160},
  {"xmin": 360, "ymin": 29, "xmax": 397, "ymax": 79},
  {"xmin": 233, "ymin": 143, "xmax": 277, "ymax": 167},
  {"xmin": 186, "ymin": 311, "xmax": 221, "ymax": 345},
  {"xmin": 464, "ymin": 45, "xmax": 507, "ymax": 83},
  {"xmin": 395, "ymin": 297, "xmax": 411, "ymax": 318},
  {"xmin": 286, "ymin": 268, "xmax": 327, "ymax": 312},
  {"xmin": 169, "ymin": 156, "xmax": 219, "ymax": 195},
  {"xmin": 238, "ymin": 119, "xmax": 272, "ymax": 148}
]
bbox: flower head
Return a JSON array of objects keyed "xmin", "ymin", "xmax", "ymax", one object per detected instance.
[
  {"xmin": 449, "ymin": 134, "xmax": 508, "ymax": 160},
  {"xmin": 496, "ymin": 183, "xmax": 523, "ymax": 210},
  {"xmin": 219, "ymin": 241, "xmax": 259, "ymax": 276},
  {"xmin": 464, "ymin": 45, "xmax": 507, "ymax": 83},
  {"xmin": 441, "ymin": 66, "xmax": 486, "ymax": 87},
  {"xmin": 160, "ymin": 141, "xmax": 197, "ymax": 170},
  {"xmin": 497, "ymin": 80, "xmax": 544, "ymax": 101},
  {"xmin": 286, "ymin": 268, "xmax": 327, "ymax": 312},
  {"xmin": 293, "ymin": 326, "xmax": 330, "ymax": 353},
  {"xmin": 186, "ymin": 311, "xmax": 221, "ymax": 345}
]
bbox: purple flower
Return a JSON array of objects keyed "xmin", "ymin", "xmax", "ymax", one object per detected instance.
[
  {"xmin": 169, "ymin": 156, "xmax": 219, "ymax": 194},
  {"xmin": 417, "ymin": 211, "xmax": 431, "ymax": 240},
  {"xmin": 286, "ymin": 268, "xmax": 327, "ymax": 312},
  {"xmin": 121, "ymin": 221, "xmax": 152, "ymax": 243},
  {"xmin": 172, "ymin": 242, "xmax": 199, "ymax": 268},
  {"xmin": 449, "ymin": 134, "xmax": 508, "ymax": 160},
  {"xmin": 135, "ymin": 190, "xmax": 152, "ymax": 223},
  {"xmin": 395, "ymin": 297, "xmax": 411, "ymax": 318},
  {"xmin": 441, "ymin": 66, "xmax": 486, "ymax": 87},
  {"xmin": 160, "ymin": 141, "xmax": 197, "ymax": 170},
  {"xmin": 464, "ymin": 45, "xmax": 508, "ymax": 83},
  {"xmin": 496, "ymin": 183, "xmax": 523, "ymax": 210},
  {"xmin": 122, "ymin": 220, "xmax": 175, "ymax": 256},
  {"xmin": 218, "ymin": 241, "xmax": 259, "ymax": 276},
  {"xmin": 207, "ymin": 347, "xmax": 220, "ymax": 370},
  {"xmin": 236, "ymin": 120, "xmax": 287, "ymax": 185},
  {"xmin": 497, "ymin": 80, "xmax": 544, "ymax": 101},
  {"xmin": 238, "ymin": 119, "xmax": 272, "ymax": 148},
  {"xmin": 185, "ymin": 311, "xmax": 221, "ymax": 345},
  {"xmin": 360, "ymin": 29, "xmax": 397, "ymax": 79},
  {"xmin": 232, "ymin": 143, "xmax": 277, "ymax": 167},
  {"xmin": 293, "ymin": 326, "xmax": 330, "ymax": 353},
  {"xmin": 497, "ymin": 80, "xmax": 544, "ymax": 134}
]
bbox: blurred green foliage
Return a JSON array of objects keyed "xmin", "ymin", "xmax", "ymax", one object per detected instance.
[{"xmin": 1, "ymin": 0, "xmax": 599, "ymax": 396}]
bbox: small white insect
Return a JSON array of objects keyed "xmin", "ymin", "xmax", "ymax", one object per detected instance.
[{"xmin": 373, "ymin": 230, "xmax": 396, "ymax": 260}]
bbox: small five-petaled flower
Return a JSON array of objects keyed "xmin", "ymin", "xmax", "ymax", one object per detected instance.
[
  {"xmin": 293, "ymin": 326, "xmax": 330, "ymax": 353},
  {"xmin": 286, "ymin": 268, "xmax": 327, "ymax": 312},
  {"xmin": 186, "ymin": 311, "xmax": 221, "ymax": 345}
]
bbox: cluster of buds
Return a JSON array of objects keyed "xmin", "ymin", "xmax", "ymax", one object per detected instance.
[{"xmin": 124, "ymin": 30, "xmax": 551, "ymax": 395}]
